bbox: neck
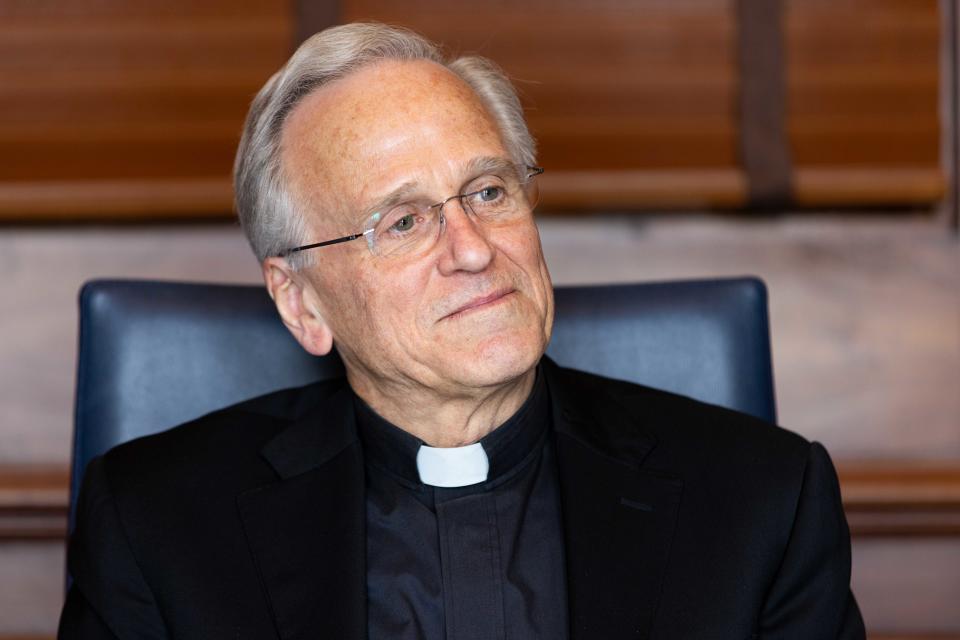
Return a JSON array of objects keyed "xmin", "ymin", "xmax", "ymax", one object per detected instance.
[{"xmin": 347, "ymin": 367, "xmax": 537, "ymax": 447}]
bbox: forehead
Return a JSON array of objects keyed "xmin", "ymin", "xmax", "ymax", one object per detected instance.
[{"xmin": 280, "ymin": 59, "xmax": 508, "ymax": 229}]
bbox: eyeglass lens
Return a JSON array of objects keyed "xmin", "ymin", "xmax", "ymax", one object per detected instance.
[{"xmin": 366, "ymin": 172, "xmax": 534, "ymax": 258}]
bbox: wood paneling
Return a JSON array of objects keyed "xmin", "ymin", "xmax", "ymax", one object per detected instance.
[
  {"xmin": 841, "ymin": 463, "xmax": 960, "ymax": 536},
  {"xmin": 343, "ymin": 0, "xmax": 747, "ymax": 209},
  {"xmin": 0, "ymin": 1, "xmax": 293, "ymax": 219},
  {"xmin": 0, "ymin": 179, "xmax": 232, "ymax": 219},
  {"xmin": 344, "ymin": 0, "xmax": 741, "ymax": 174},
  {"xmin": 795, "ymin": 167, "xmax": 946, "ymax": 206},
  {"xmin": 344, "ymin": 0, "xmax": 943, "ymax": 209},
  {"xmin": 785, "ymin": 0, "xmax": 942, "ymax": 205},
  {"xmin": 0, "ymin": 467, "xmax": 67, "ymax": 541},
  {"xmin": 538, "ymin": 169, "xmax": 746, "ymax": 209},
  {"xmin": 0, "ymin": 0, "xmax": 944, "ymax": 218}
]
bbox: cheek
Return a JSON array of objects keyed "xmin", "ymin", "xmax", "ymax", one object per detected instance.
[
  {"xmin": 499, "ymin": 225, "xmax": 550, "ymax": 286},
  {"xmin": 308, "ymin": 261, "xmax": 376, "ymax": 344},
  {"xmin": 509, "ymin": 227, "xmax": 553, "ymax": 329},
  {"xmin": 349, "ymin": 267, "xmax": 432, "ymax": 349}
]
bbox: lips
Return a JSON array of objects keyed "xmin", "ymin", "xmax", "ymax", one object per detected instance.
[{"xmin": 441, "ymin": 288, "xmax": 515, "ymax": 320}]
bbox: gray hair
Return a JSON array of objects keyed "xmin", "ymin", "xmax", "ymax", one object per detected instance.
[{"xmin": 233, "ymin": 22, "xmax": 537, "ymax": 268}]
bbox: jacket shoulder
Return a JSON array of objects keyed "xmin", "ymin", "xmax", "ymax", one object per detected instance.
[
  {"xmin": 549, "ymin": 363, "xmax": 811, "ymax": 472},
  {"xmin": 98, "ymin": 378, "xmax": 348, "ymax": 496}
]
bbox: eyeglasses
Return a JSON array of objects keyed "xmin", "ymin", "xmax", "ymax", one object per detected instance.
[{"xmin": 277, "ymin": 165, "xmax": 544, "ymax": 260}]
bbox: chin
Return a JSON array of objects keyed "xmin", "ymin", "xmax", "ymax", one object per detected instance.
[{"xmin": 458, "ymin": 332, "xmax": 545, "ymax": 388}]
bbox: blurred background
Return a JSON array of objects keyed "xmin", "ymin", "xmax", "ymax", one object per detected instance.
[{"xmin": 1, "ymin": 0, "xmax": 958, "ymax": 637}]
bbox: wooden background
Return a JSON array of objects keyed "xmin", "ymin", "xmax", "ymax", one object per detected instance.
[
  {"xmin": 0, "ymin": 1, "xmax": 957, "ymax": 638},
  {"xmin": 0, "ymin": 0, "xmax": 944, "ymax": 219}
]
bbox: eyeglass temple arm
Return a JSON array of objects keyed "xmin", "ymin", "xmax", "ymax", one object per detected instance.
[
  {"xmin": 278, "ymin": 169, "xmax": 542, "ymax": 257},
  {"xmin": 278, "ymin": 229, "xmax": 374, "ymax": 257}
]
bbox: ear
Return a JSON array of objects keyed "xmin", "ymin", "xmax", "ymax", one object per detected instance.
[{"xmin": 262, "ymin": 257, "xmax": 334, "ymax": 356}]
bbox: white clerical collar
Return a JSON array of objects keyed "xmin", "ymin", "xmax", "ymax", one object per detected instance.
[{"xmin": 416, "ymin": 442, "xmax": 490, "ymax": 487}]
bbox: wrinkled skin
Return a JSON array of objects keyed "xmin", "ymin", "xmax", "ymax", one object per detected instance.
[{"xmin": 263, "ymin": 59, "xmax": 554, "ymax": 446}]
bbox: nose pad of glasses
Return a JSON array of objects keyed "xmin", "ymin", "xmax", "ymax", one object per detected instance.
[
  {"xmin": 436, "ymin": 197, "xmax": 488, "ymax": 245},
  {"xmin": 438, "ymin": 196, "xmax": 473, "ymax": 227}
]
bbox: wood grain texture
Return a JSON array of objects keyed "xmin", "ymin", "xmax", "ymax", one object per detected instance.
[
  {"xmin": 0, "ymin": 467, "xmax": 67, "ymax": 541},
  {"xmin": 785, "ymin": 0, "xmax": 942, "ymax": 170},
  {"xmin": 737, "ymin": 0, "xmax": 792, "ymax": 204},
  {"xmin": 344, "ymin": 0, "xmax": 740, "ymax": 175},
  {"xmin": 841, "ymin": 463, "xmax": 960, "ymax": 536},
  {"xmin": 343, "ymin": 0, "xmax": 943, "ymax": 208},
  {"xmin": 0, "ymin": 179, "xmax": 233, "ymax": 219},
  {"xmin": 0, "ymin": 0, "xmax": 293, "ymax": 218},
  {"xmin": 0, "ymin": 0, "xmax": 944, "ymax": 218}
]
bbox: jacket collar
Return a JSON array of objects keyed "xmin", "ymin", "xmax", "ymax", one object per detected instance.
[
  {"xmin": 259, "ymin": 384, "xmax": 357, "ymax": 479},
  {"xmin": 238, "ymin": 361, "xmax": 684, "ymax": 640},
  {"xmin": 543, "ymin": 356, "xmax": 659, "ymax": 466},
  {"xmin": 237, "ymin": 381, "xmax": 366, "ymax": 640},
  {"xmin": 543, "ymin": 358, "xmax": 684, "ymax": 640}
]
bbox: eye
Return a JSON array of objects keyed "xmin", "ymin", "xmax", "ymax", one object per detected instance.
[
  {"xmin": 391, "ymin": 213, "xmax": 417, "ymax": 233},
  {"xmin": 478, "ymin": 186, "xmax": 503, "ymax": 202}
]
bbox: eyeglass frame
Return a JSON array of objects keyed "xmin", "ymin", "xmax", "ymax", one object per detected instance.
[{"xmin": 275, "ymin": 165, "xmax": 545, "ymax": 258}]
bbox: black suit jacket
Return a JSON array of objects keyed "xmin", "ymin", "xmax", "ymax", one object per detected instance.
[{"xmin": 60, "ymin": 359, "xmax": 865, "ymax": 639}]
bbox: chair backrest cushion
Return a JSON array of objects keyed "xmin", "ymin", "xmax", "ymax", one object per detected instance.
[{"xmin": 72, "ymin": 277, "xmax": 776, "ymax": 525}]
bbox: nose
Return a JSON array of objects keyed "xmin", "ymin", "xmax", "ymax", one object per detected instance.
[{"xmin": 435, "ymin": 198, "xmax": 495, "ymax": 275}]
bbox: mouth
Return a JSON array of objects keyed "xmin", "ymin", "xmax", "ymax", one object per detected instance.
[{"xmin": 441, "ymin": 288, "xmax": 515, "ymax": 321}]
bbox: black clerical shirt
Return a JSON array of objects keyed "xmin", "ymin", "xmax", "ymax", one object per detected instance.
[{"xmin": 354, "ymin": 371, "xmax": 569, "ymax": 640}]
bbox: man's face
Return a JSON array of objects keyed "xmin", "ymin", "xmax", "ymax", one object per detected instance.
[{"xmin": 278, "ymin": 59, "xmax": 554, "ymax": 398}]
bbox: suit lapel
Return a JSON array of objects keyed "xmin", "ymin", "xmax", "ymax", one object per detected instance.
[
  {"xmin": 237, "ymin": 385, "xmax": 366, "ymax": 640},
  {"xmin": 233, "ymin": 362, "xmax": 684, "ymax": 640},
  {"xmin": 546, "ymin": 361, "xmax": 684, "ymax": 640}
]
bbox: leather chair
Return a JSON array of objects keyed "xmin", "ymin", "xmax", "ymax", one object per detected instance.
[{"xmin": 70, "ymin": 277, "xmax": 776, "ymax": 532}]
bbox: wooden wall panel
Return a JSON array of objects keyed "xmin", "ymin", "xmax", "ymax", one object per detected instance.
[
  {"xmin": 344, "ymin": 0, "xmax": 744, "ymax": 209},
  {"xmin": 0, "ymin": 0, "xmax": 945, "ymax": 218},
  {"xmin": 786, "ymin": 0, "xmax": 943, "ymax": 205},
  {"xmin": 345, "ymin": 0, "xmax": 944, "ymax": 210},
  {"xmin": 0, "ymin": 0, "xmax": 293, "ymax": 218}
]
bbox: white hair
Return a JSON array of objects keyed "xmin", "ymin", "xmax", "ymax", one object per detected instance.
[{"xmin": 233, "ymin": 22, "xmax": 536, "ymax": 268}]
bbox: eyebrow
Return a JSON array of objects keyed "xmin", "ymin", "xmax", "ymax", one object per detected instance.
[
  {"xmin": 357, "ymin": 155, "xmax": 518, "ymax": 225},
  {"xmin": 462, "ymin": 156, "xmax": 519, "ymax": 182},
  {"xmin": 358, "ymin": 181, "xmax": 421, "ymax": 226}
]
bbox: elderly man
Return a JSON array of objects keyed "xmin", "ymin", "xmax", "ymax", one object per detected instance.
[{"xmin": 60, "ymin": 23, "xmax": 864, "ymax": 640}]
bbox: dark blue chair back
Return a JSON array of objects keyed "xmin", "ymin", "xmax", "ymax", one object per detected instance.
[{"xmin": 71, "ymin": 277, "xmax": 776, "ymax": 530}]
